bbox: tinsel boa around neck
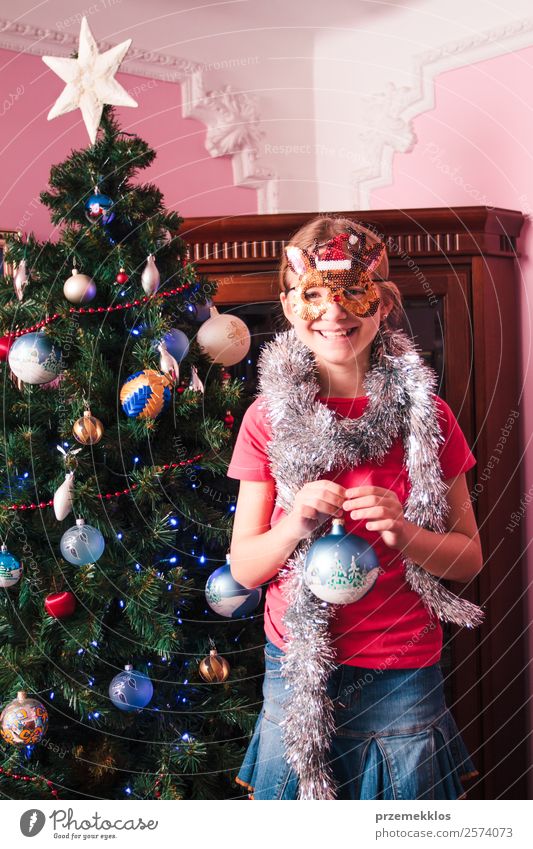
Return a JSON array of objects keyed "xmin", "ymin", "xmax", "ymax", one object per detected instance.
[{"xmin": 255, "ymin": 326, "xmax": 484, "ymax": 800}]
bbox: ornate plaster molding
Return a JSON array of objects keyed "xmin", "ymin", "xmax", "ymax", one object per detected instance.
[
  {"xmin": 352, "ymin": 17, "xmax": 533, "ymax": 208},
  {"xmin": 0, "ymin": 18, "xmax": 275, "ymax": 211}
]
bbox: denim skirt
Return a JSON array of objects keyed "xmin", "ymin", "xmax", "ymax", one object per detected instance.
[{"xmin": 235, "ymin": 639, "xmax": 479, "ymax": 800}]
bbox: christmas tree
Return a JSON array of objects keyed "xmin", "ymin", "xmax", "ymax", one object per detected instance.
[{"xmin": 0, "ymin": 107, "xmax": 262, "ymax": 800}]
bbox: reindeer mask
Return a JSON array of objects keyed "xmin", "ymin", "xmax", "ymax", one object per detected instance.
[{"xmin": 285, "ymin": 228, "xmax": 386, "ymax": 321}]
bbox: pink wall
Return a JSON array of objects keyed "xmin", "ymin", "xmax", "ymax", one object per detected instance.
[
  {"xmin": 0, "ymin": 47, "xmax": 257, "ymax": 241},
  {"xmin": 370, "ymin": 44, "xmax": 533, "ymax": 783}
]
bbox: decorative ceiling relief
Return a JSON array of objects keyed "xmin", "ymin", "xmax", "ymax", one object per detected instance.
[{"xmin": 0, "ymin": 18, "xmax": 276, "ymax": 212}]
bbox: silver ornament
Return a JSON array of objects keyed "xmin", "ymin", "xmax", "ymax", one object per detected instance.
[
  {"xmin": 141, "ymin": 254, "xmax": 160, "ymax": 295},
  {"xmin": 63, "ymin": 267, "xmax": 97, "ymax": 304},
  {"xmin": 13, "ymin": 259, "xmax": 28, "ymax": 301}
]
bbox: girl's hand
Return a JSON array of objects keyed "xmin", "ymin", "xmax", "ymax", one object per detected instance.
[
  {"xmin": 342, "ymin": 486, "xmax": 407, "ymax": 550},
  {"xmin": 286, "ymin": 480, "xmax": 346, "ymax": 541}
]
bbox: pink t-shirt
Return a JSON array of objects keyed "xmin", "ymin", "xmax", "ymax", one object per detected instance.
[{"xmin": 227, "ymin": 393, "xmax": 476, "ymax": 668}]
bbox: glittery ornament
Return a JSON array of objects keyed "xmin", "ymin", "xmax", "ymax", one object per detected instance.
[
  {"xmin": 60, "ymin": 518, "xmax": 105, "ymax": 566},
  {"xmin": 198, "ymin": 647, "xmax": 230, "ymax": 683},
  {"xmin": 0, "ymin": 691, "xmax": 48, "ymax": 746},
  {"xmin": 0, "ymin": 545, "xmax": 22, "ymax": 588},
  {"xmin": 120, "ymin": 369, "xmax": 172, "ymax": 420},
  {"xmin": 141, "ymin": 254, "xmax": 160, "ymax": 295},
  {"xmin": 53, "ymin": 471, "xmax": 75, "ymax": 520},
  {"xmin": 72, "ymin": 410, "xmax": 104, "ymax": 445},
  {"xmin": 304, "ymin": 518, "xmax": 379, "ymax": 604},
  {"xmin": 63, "ymin": 267, "xmax": 96, "ymax": 304},
  {"xmin": 256, "ymin": 326, "xmax": 484, "ymax": 800},
  {"xmin": 13, "ymin": 259, "xmax": 28, "ymax": 301},
  {"xmin": 109, "ymin": 664, "xmax": 153, "ymax": 712},
  {"xmin": 197, "ymin": 306, "xmax": 251, "ymax": 366}
]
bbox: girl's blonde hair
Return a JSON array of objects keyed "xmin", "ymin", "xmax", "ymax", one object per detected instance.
[{"xmin": 278, "ymin": 215, "xmax": 403, "ymax": 330}]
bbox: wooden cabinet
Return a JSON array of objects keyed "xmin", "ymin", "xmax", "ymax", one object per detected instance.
[{"xmin": 182, "ymin": 207, "xmax": 528, "ymax": 799}]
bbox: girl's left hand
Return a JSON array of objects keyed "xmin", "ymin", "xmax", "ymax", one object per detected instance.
[{"xmin": 342, "ymin": 486, "xmax": 408, "ymax": 550}]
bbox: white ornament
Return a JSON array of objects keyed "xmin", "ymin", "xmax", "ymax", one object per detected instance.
[
  {"xmin": 158, "ymin": 342, "xmax": 180, "ymax": 384},
  {"xmin": 53, "ymin": 472, "xmax": 75, "ymax": 521},
  {"xmin": 13, "ymin": 259, "xmax": 28, "ymax": 301},
  {"xmin": 197, "ymin": 306, "xmax": 251, "ymax": 367},
  {"xmin": 189, "ymin": 365, "xmax": 204, "ymax": 394},
  {"xmin": 141, "ymin": 254, "xmax": 160, "ymax": 295},
  {"xmin": 42, "ymin": 17, "xmax": 138, "ymax": 145}
]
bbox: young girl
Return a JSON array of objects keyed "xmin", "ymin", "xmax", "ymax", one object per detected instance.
[{"xmin": 226, "ymin": 216, "xmax": 483, "ymax": 801}]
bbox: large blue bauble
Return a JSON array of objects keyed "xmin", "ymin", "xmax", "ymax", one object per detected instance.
[
  {"xmin": 60, "ymin": 519, "xmax": 105, "ymax": 566},
  {"xmin": 8, "ymin": 332, "xmax": 63, "ymax": 385},
  {"xmin": 159, "ymin": 328, "xmax": 190, "ymax": 363},
  {"xmin": 109, "ymin": 665, "xmax": 153, "ymax": 712},
  {"xmin": 205, "ymin": 561, "xmax": 262, "ymax": 618},
  {"xmin": 304, "ymin": 519, "xmax": 380, "ymax": 605},
  {"xmin": 85, "ymin": 192, "xmax": 115, "ymax": 224}
]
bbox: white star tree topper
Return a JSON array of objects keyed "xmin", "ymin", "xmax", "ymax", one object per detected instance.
[{"xmin": 42, "ymin": 17, "xmax": 138, "ymax": 144}]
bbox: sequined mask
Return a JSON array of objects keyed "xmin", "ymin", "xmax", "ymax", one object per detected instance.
[{"xmin": 285, "ymin": 228, "xmax": 385, "ymax": 320}]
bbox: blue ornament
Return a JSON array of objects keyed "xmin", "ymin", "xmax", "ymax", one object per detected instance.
[
  {"xmin": 0, "ymin": 545, "xmax": 22, "ymax": 588},
  {"xmin": 188, "ymin": 299, "xmax": 213, "ymax": 323},
  {"xmin": 109, "ymin": 664, "xmax": 153, "ymax": 712},
  {"xmin": 120, "ymin": 369, "xmax": 172, "ymax": 420},
  {"xmin": 303, "ymin": 518, "xmax": 380, "ymax": 604},
  {"xmin": 8, "ymin": 332, "xmax": 63, "ymax": 385},
  {"xmin": 158, "ymin": 329, "xmax": 190, "ymax": 363},
  {"xmin": 60, "ymin": 519, "xmax": 105, "ymax": 566},
  {"xmin": 85, "ymin": 192, "xmax": 115, "ymax": 224},
  {"xmin": 205, "ymin": 557, "xmax": 262, "ymax": 618}
]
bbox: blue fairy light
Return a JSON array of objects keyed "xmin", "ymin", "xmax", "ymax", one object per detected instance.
[
  {"xmin": 183, "ymin": 679, "xmax": 188, "ymax": 685},
  {"xmin": 91, "ymin": 640, "xmax": 98, "ymax": 647},
  {"xmin": 169, "ymin": 556, "xmax": 177, "ymax": 564},
  {"xmin": 117, "ymin": 532, "xmax": 123, "ymax": 540},
  {"xmin": 177, "ymin": 618, "xmax": 183, "ymax": 624},
  {"xmin": 199, "ymin": 555, "xmax": 206, "ymax": 564},
  {"xmin": 77, "ymin": 648, "xmax": 84, "ymax": 655},
  {"xmin": 169, "ymin": 517, "xmax": 178, "ymax": 526},
  {"xmin": 193, "ymin": 535, "xmax": 198, "ymax": 541},
  {"xmin": 23, "ymin": 472, "xmax": 29, "ymax": 479},
  {"xmin": 93, "ymin": 711, "xmax": 100, "ymax": 719},
  {"xmin": 49, "ymin": 691, "xmax": 55, "ymax": 700},
  {"xmin": 119, "ymin": 599, "xmax": 125, "ymax": 608},
  {"xmin": 135, "ymin": 563, "xmax": 141, "ymax": 571},
  {"xmin": 63, "ymin": 441, "xmax": 69, "ymax": 448},
  {"xmin": 167, "ymin": 583, "xmax": 172, "ymax": 591},
  {"xmin": 124, "ymin": 786, "xmax": 132, "ymax": 796}
]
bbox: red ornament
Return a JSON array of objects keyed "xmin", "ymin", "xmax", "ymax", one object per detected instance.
[
  {"xmin": 44, "ymin": 591, "xmax": 76, "ymax": 619},
  {"xmin": 224, "ymin": 410, "xmax": 234, "ymax": 429},
  {"xmin": 0, "ymin": 334, "xmax": 15, "ymax": 361},
  {"xmin": 116, "ymin": 268, "xmax": 129, "ymax": 285}
]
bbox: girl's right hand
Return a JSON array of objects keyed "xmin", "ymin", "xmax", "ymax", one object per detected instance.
[{"xmin": 284, "ymin": 480, "xmax": 346, "ymax": 540}]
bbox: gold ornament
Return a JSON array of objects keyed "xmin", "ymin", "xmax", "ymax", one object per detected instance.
[
  {"xmin": 198, "ymin": 647, "xmax": 230, "ymax": 683},
  {"xmin": 73, "ymin": 410, "xmax": 104, "ymax": 445}
]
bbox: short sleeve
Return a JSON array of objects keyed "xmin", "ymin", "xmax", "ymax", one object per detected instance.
[
  {"xmin": 434, "ymin": 396, "xmax": 477, "ymax": 479},
  {"xmin": 226, "ymin": 396, "xmax": 274, "ymax": 482}
]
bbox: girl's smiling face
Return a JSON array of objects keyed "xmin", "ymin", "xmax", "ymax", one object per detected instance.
[{"xmin": 279, "ymin": 264, "xmax": 388, "ymax": 371}]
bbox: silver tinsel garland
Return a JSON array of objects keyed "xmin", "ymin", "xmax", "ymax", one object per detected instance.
[{"xmin": 256, "ymin": 325, "xmax": 484, "ymax": 800}]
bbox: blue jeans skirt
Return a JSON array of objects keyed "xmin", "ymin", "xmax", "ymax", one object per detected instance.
[{"xmin": 235, "ymin": 639, "xmax": 479, "ymax": 800}]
